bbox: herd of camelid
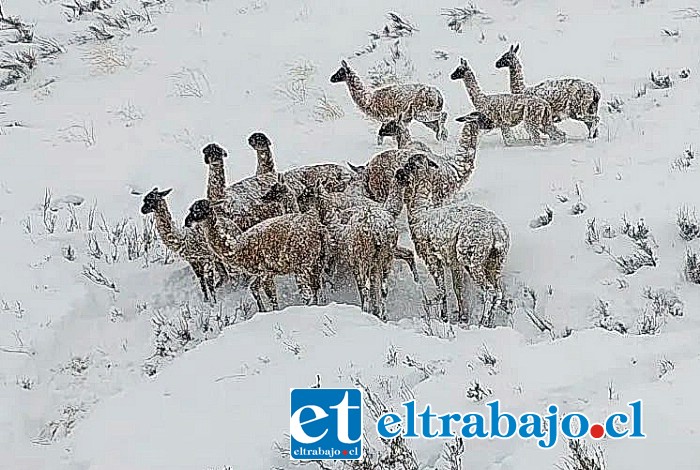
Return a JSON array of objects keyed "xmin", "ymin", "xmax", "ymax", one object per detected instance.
[{"xmin": 140, "ymin": 44, "xmax": 600, "ymax": 327}]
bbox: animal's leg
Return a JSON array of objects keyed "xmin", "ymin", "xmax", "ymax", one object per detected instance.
[
  {"xmin": 309, "ymin": 266, "xmax": 323, "ymax": 305},
  {"xmin": 191, "ymin": 262, "xmax": 210, "ymax": 303},
  {"xmin": 352, "ymin": 265, "xmax": 371, "ymax": 313},
  {"xmin": 451, "ymin": 266, "xmax": 468, "ymax": 324},
  {"xmin": 585, "ymin": 115, "xmax": 600, "ymax": 139},
  {"xmin": 249, "ymin": 276, "xmax": 268, "ymax": 312},
  {"xmin": 205, "ymin": 266, "xmax": 217, "ymax": 304},
  {"xmin": 467, "ymin": 265, "xmax": 494, "ymax": 327},
  {"xmin": 377, "ymin": 126, "xmax": 384, "ymax": 146},
  {"xmin": 294, "ymin": 272, "xmax": 315, "ymax": 306},
  {"xmin": 501, "ymin": 126, "xmax": 516, "ymax": 146},
  {"xmin": 426, "ymin": 258, "xmax": 448, "ymax": 322},
  {"xmin": 394, "ymin": 246, "xmax": 420, "ymax": 284},
  {"xmin": 524, "ymin": 120, "xmax": 545, "ymax": 146},
  {"xmin": 214, "ymin": 261, "xmax": 229, "ymax": 288},
  {"xmin": 261, "ymin": 275, "xmax": 278, "ymax": 310}
]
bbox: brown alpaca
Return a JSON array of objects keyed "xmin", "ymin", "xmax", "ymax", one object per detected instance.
[
  {"xmin": 398, "ymin": 155, "xmax": 510, "ymax": 326},
  {"xmin": 451, "ymin": 58, "xmax": 566, "ymax": 146},
  {"xmin": 185, "ymin": 199, "xmax": 327, "ymax": 312},
  {"xmin": 495, "ymin": 43, "xmax": 601, "ymax": 138},
  {"xmin": 330, "ymin": 59, "xmax": 448, "ymax": 144},
  {"xmin": 140, "ymin": 188, "xmax": 228, "ymax": 303}
]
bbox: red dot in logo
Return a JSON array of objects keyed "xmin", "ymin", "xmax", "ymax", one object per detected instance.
[
  {"xmin": 342, "ymin": 450, "xmax": 348, "ymax": 456},
  {"xmin": 590, "ymin": 424, "xmax": 605, "ymax": 439}
]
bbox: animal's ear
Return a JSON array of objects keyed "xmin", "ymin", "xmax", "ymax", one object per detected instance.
[
  {"xmin": 347, "ymin": 162, "xmax": 365, "ymax": 174},
  {"xmin": 159, "ymin": 188, "xmax": 173, "ymax": 197},
  {"xmin": 514, "ymin": 43, "xmax": 520, "ymax": 53},
  {"xmin": 341, "ymin": 59, "xmax": 348, "ymax": 68},
  {"xmin": 460, "ymin": 57, "xmax": 468, "ymax": 66}
]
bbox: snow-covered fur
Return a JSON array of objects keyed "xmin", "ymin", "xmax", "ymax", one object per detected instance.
[
  {"xmin": 354, "ymin": 111, "xmax": 494, "ymax": 203},
  {"xmin": 296, "ymin": 179, "xmax": 411, "ymax": 320},
  {"xmin": 398, "ymin": 155, "xmax": 510, "ymax": 325},
  {"xmin": 184, "ymin": 199, "xmax": 327, "ymax": 312},
  {"xmin": 202, "ymin": 142, "xmax": 289, "ymax": 231},
  {"xmin": 495, "ymin": 43, "xmax": 601, "ymax": 138},
  {"xmin": 247, "ymin": 133, "xmax": 355, "ymax": 197},
  {"xmin": 330, "ymin": 59, "xmax": 448, "ymax": 144},
  {"xmin": 450, "ymin": 58, "xmax": 566, "ymax": 146},
  {"xmin": 140, "ymin": 188, "xmax": 228, "ymax": 303}
]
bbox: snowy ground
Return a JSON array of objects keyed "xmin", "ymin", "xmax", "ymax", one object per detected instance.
[{"xmin": 1, "ymin": 0, "xmax": 699, "ymax": 468}]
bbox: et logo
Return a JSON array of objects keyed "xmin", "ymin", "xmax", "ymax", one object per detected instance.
[{"xmin": 290, "ymin": 388, "xmax": 362, "ymax": 460}]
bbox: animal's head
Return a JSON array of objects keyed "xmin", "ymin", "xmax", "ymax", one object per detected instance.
[
  {"xmin": 296, "ymin": 182, "xmax": 322, "ymax": 213},
  {"xmin": 202, "ymin": 143, "xmax": 227, "ymax": 164},
  {"xmin": 184, "ymin": 199, "xmax": 213, "ymax": 228},
  {"xmin": 248, "ymin": 132, "xmax": 271, "ymax": 151},
  {"xmin": 330, "ymin": 60, "xmax": 350, "ymax": 83},
  {"xmin": 450, "ymin": 58, "xmax": 472, "ymax": 80},
  {"xmin": 407, "ymin": 153, "xmax": 439, "ymax": 172},
  {"xmin": 455, "ymin": 111, "xmax": 495, "ymax": 131},
  {"xmin": 394, "ymin": 167, "xmax": 411, "ymax": 188},
  {"xmin": 495, "ymin": 43, "xmax": 519, "ymax": 69},
  {"xmin": 261, "ymin": 182, "xmax": 290, "ymax": 203},
  {"xmin": 140, "ymin": 187, "xmax": 172, "ymax": 215}
]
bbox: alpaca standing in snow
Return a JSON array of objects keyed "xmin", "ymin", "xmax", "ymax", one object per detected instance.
[
  {"xmin": 184, "ymin": 199, "xmax": 327, "ymax": 312},
  {"xmin": 140, "ymin": 188, "xmax": 228, "ymax": 303},
  {"xmin": 247, "ymin": 132, "xmax": 355, "ymax": 197},
  {"xmin": 397, "ymin": 155, "xmax": 510, "ymax": 325},
  {"xmin": 350, "ymin": 110, "xmax": 494, "ymax": 203},
  {"xmin": 330, "ymin": 59, "xmax": 448, "ymax": 144},
  {"xmin": 293, "ymin": 177, "xmax": 409, "ymax": 320},
  {"xmin": 451, "ymin": 58, "xmax": 566, "ymax": 146},
  {"xmin": 495, "ymin": 44, "xmax": 601, "ymax": 139}
]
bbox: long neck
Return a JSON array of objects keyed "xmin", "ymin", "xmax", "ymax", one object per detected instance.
[
  {"xmin": 404, "ymin": 182, "xmax": 432, "ymax": 227},
  {"xmin": 508, "ymin": 57, "xmax": 526, "ymax": 94},
  {"xmin": 461, "ymin": 70, "xmax": 486, "ymax": 109},
  {"xmin": 255, "ymin": 147, "xmax": 275, "ymax": 176},
  {"xmin": 207, "ymin": 159, "xmax": 227, "ymax": 201},
  {"xmin": 383, "ymin": 183, "xmax": 404, "ymax": 219},
  {"xmin": 153, "ymin": 202, "xmax": 184, "ymax": 252},
  {"xmin": 201, "ymin": 213, "xmax": 240, "ymax": 262},
  {"xmin": 450, "ymin": 124, "xmax": 478, "ymax": 183},
  {"xmin": 395, "ymin": 126, "xmax": 412, "ymax": 149},
  {"xmin": 346, "ymin": 71, "xmax": 371, "ymax": 110}
]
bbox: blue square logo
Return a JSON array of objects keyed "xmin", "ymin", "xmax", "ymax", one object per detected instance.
[{"xmin": 290, "ymin": 388, "xmax": 363, "ymax": 460}]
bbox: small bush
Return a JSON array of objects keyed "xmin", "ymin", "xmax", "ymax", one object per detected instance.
[{"xmin": 557, "ymin": 439, "xmax": 606, "ymax": 470}]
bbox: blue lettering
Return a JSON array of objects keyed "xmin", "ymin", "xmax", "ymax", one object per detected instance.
[
  {"xmin": 561, "ymin": 413, "xmax": 589, "ymax": 439},
  {"xmin": 377, "ymin": 413, "xmax": 402, "ymax": 439},
  {"xmin": 461, "ymin": 413, "xmax": 488, "ymax": 438},
  {"xmin": 487, "ymin": 401, "xmax": 516, "ymax": 439},
  {"xmin": 629, "ymin": 401, "xmax": 646, "ymax": 438}
]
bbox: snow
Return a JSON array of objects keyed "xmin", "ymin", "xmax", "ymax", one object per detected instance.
[{"xmin": 1, "ymin": 0, "xmax": 699, "ymax": 468}]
